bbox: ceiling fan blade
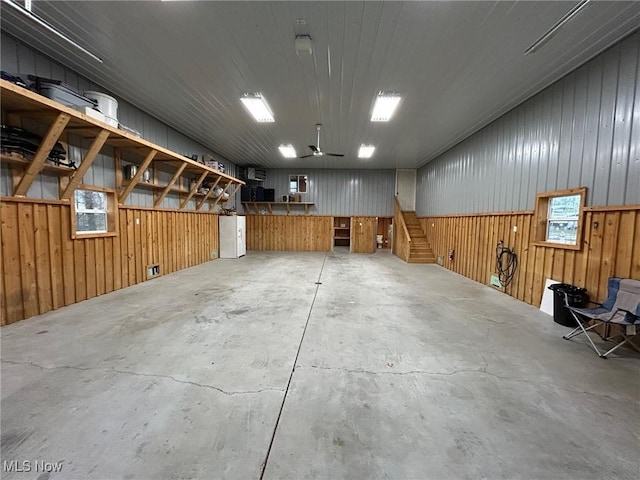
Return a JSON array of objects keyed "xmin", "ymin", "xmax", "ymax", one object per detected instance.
[
  {"xmin": 326, "ymin": 153, "xmax": 345, "ymax": 157},
  {"xmin": 308, "ymin": 145, "xmax": 318, "ymax": 152},
  {"xmin": 299, "ymin": 154, "xmax": 315, "ymax": 159}
]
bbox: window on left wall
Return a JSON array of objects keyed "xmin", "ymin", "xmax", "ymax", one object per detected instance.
[{"xmin": 71, "ymin": 186, "xmax": 118, "ymax": 238}]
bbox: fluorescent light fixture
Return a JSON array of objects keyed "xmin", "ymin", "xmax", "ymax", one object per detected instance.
[
  {"xmin": 358, "ymin": 144, "xmax": 375, "ymax": 158},
  {"xmin": 525, "ymin": 0, "xmax": 591, "ymax": 55},
  {"xmin": 240, "ymin": 93, "xmax": 275, "ymax": 122},
  {"xmin": 370, "ymin": 91, "xmax": 401, "ymax": 122},
  {"xmin": 2, "ymin": 0, "xmax": 103, "ymax": 63},
  {"xmin": 295, "ymin": 35, "xmax": 313, "ymax": 55},
  {"xmin": 279, "ymin": 144, "xmax": 297, "ymax": 158}
]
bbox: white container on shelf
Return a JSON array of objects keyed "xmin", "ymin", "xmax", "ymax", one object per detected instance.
[
  {"xmin": 73, "ymin": 105, "xmax": 106, "ymax": 123},
  {"xmin": 84, "ymin": 91, "xmax": 118, "ymax": 126}
]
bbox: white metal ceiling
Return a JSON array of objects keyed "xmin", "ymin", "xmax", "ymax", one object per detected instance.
[{"xmin": 1, "ymin": 1, "xmax": 639, "ymax": 169}]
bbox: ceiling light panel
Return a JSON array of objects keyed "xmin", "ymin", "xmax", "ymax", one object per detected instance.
[
  {"xmin": 240, "ymin": 93, "xmax": 274, "ymax": 122},
  {"xmin": 358, "ymin": 145, "xmax": 375, "ymax": 158},
  {"xmin": 279, "ymin": 144, "xmax": 297, "ymax": 158},
  {"xmin": 295, "ymin": 35, "xmax": 313, "ymax": 55},
  {"xmin": 2, "ymin": 0, "xmax": 103, "ymax": 63},
  {"xmin": 371, "ymin": 92, "xmax": 401, "ymax": 122}
]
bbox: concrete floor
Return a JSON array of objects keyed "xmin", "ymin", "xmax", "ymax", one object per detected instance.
[{"xmin": 1, "ymin": 250, "xmax": 639, "ymax": 480}]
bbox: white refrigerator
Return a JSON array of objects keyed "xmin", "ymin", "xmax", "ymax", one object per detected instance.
[{"xmin": 219, "ymin": 216, "xmax": 246, "ymax": 258}]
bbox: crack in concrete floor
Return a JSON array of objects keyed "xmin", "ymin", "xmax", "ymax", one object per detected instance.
[
  {"xmin": 298, "ymin": 363, "xmax": 635, "ymax": 402},
  {"xmin": 1, "ymin": 359, "xmax": 285, "ymax": 396}
]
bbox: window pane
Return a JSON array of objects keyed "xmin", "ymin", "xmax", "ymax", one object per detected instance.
[
  {"xmin": 297, "ymin": 175, "xmax": 307, "ymax": 193},
  {"xmin": 546, "ymin": 220, "xmax": 578, "ymax": 244},
  {"xmin": 75, "ymin": 190, "xmax": 106, "ymax": 211},
  {"xmin": 548, "ymin": 194, "xmax": 580, "ymax": 220},
  {"xmin": 76, "ymin": 212, "xmax": 107, "ymax": 233}
]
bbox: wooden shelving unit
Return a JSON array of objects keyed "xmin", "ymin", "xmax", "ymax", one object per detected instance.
[
  {"xmin": 242, "ymin": 201, "xmax": 314, "ymax": 214},
  {"xmin": 0, "ymin": 79, "xmax": 244, "ymax": 209},
  {"xmin": 1, "ymin": 153, "xmax": 75, "ymax": 175},
  {"xmin": 333, "ymin": 217, "xmax": 351, "ymax": 249},
  {"xmin": 120, "ymin": 179, "xmax": 231, "ymax": 204}
]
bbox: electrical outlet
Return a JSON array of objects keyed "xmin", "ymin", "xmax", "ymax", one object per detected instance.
[{"xmin": 513, "ymin": 225, "xmax": 518, "ymax": 232}]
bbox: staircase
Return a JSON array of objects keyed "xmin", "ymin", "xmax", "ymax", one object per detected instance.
[{"xmin": 402, "ymin": 211, "xmax": 437, "ymax": 264}]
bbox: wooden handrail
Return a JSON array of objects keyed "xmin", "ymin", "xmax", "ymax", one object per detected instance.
[{"xmin": 394, "ymin": 196, "xmax": 412, "ymax": 243}]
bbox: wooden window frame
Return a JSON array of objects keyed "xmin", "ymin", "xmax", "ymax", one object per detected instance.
[
  {"xmin": 70, "ymin": 184, "xmax": 119, "ymax": 239},
  {"xmin": 533, "ymin": 187, "xmax": 586, "ymax": 250}
]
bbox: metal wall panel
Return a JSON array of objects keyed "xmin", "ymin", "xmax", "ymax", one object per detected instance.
[
  {"xmin": 416, "ymin": 32, "xmax": 640, "ymax": 215},
  {"xmin": 253, "ymin": 169, "xmax": 395, "ymax": 216},
  {"xmin": 0, "ymin": 33, "xmax": 238, "ymax": 206}
]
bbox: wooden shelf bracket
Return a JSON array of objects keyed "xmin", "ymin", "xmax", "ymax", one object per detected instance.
[
  {"xmin": 13, "ymin": 112, "xmax": 70, "ymax": 196},
  {"xmin": 60, "ymin": 128, "xmax": 110, "ymax": 200},
  {"xmin": 119, "ymin": 149, "xmax": 157, "ymax": 204}
]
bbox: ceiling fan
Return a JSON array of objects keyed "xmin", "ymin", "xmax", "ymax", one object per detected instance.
[{"xmin": 299, "ymin": 124, "xmax": 344, "ymax": 158}]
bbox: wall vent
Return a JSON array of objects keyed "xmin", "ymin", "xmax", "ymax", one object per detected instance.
[{"xmin": 147, "ymin": 264, "xmax": 161, "ymax": 279}]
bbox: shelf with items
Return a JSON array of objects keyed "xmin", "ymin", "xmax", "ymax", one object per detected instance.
[
  {"xmin": 0, "ymin": 153, "xmax": 76, "ymax": 175},
  {"xmin": 242, "ymin": 201, "xmax": 314, "ymax": 215},
  {"xmin": 119, "ymin": 169, "xmax": 235, "ymax": 210},
  {"xmin": 0, "ymin": 79, "xmax": 244, "ymax": 208},
  {"xmin": 333, "ymin": 216, "xmax": 351, "ymax": 248}
]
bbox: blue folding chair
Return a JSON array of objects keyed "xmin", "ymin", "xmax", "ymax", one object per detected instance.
[{"xmin": 562, "ymin": 278, "xmax": 640, "ymax": 358}]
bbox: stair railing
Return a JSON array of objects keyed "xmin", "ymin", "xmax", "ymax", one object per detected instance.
[{"xmin": 393, "ymin": 196, "xmax": 412, "ymax": 262}]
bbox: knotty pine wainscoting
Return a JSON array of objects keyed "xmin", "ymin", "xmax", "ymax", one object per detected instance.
[
  {"xmin": 420, "ymin": 206, "xmax": 640, "ymax": 308},
  {"xmin": 1, "ymin": 197, "xmax": 220, "ymax": 325},
  {"xmin": 244, "ymin": 215, "xmax": 381, "ymax": 253},
  {"xmin": 245, "ymin": 215, "xmax": 333, "ymax": 252}
]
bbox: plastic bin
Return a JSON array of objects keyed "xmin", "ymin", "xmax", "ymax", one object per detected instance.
[{"xmin": 547, "ymin": 283, "xmax": 587, "ymax": 327}]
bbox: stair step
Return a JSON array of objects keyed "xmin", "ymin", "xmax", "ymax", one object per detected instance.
[
  {"xmin": 408, "ymin": 257, "xmax": 437, "ymax": 264},
  {"xmin": 399, "ymin": 211, "xmax": 437, "ymax": 264}
]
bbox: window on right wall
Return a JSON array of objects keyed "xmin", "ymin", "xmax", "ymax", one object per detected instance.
[{"xmin": 533, "ymin": 187, "xmax": 586, "ymax": 250}]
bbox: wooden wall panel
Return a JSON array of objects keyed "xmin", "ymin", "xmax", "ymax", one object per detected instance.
[
  {"xmin": 0, "ymin": 199, "xmax": 220, "ymax": 325},
  {"xmin": 421, "ymin": 206, "xmax": 640, "ymax": 308},
  {"xmin": 351, "ymin": 216, "xmax": 377, "ymax": 254},
  {"xmin": 245, "ymin": 215, "xmax": 333, "ymax": 252}
]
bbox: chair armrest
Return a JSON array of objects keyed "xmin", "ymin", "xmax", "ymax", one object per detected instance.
[
  {"xmin": 618, "ymin": 309, "xmax": 640, "ymax": 323},
  {"xmin": 605, "ymin": 308, "xmax": 640, "ymax": 324}
]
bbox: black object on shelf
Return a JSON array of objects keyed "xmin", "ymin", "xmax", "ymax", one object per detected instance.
[
  {"xmin": 548, "ymin": 284, "xmax": 587, "ymax": 327},
  {"xmin": 1, "ymin": 125, "xmax": 74, "ymax": 168},
  {"xmin": 264, "ymin": 188, "xmax": 275, "ymax": 202},
  {"xmin": 255, "ymin": 186, "xmax": 265, "ymax": 201},
  {"xmin": 240, "ymin": 186, "xmax": 252, "ymax": 202},
  {"xmin": 1, "ymin": 71, "xmax": 29, "ymax": 88}
]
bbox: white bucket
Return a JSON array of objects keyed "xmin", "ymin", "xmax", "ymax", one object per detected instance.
[{"xmin": 84, "ymin": 91, "xmax": 118, "ymax": 125}]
